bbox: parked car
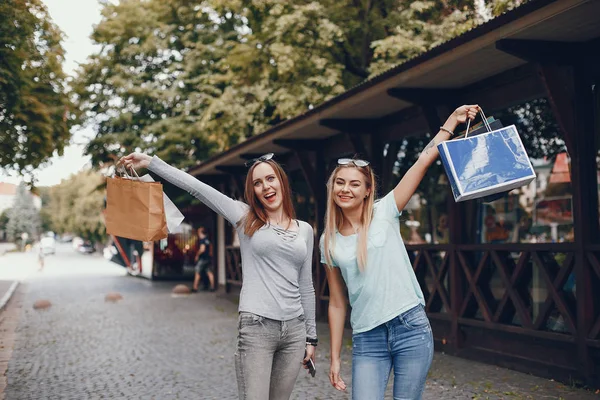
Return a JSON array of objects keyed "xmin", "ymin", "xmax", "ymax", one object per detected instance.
[
  {"xmin": 72, "ymin": 237, "xmax": 84, "ymax": 250},
  {"xmin": 40, "ymin": 236, "xmax": 56, "ymax": 255},
  {"xmin": 77, "ymin": 241, "xmax": 95, "ymax": 254}
]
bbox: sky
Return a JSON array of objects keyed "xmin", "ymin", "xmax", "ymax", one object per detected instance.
[{"xmin": 0, "ymin": 0, "xmax": 104, "ymax": 187}]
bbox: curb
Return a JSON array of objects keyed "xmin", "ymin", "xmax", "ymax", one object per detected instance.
[{"xmin": 0, "ymin": 281, "xmax": 19, "ymax": 312}]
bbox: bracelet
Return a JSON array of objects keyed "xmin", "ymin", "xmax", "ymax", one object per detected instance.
[
  {"xmin": 439, "ymin": 126, "xmax": 454, "ymax": 136},
  {"xmin": 306, "ymin": 342, "xmax": 317, "ymax": 347},
  {"xmin": 306, "ymin": 337, "xmax": 318, "ymax": 346}
]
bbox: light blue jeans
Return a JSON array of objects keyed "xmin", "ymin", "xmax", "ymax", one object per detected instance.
[
  {"xmin": 234, "ymin": 312, "xmax": 306, "ymax": 400},
  {"xmin": 352, "ymin": 304, "xmax": 434, "ymax": 400}
]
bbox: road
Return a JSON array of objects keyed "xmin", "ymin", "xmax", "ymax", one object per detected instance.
[{"xmin": 0, "ymin": 242, "xmax": 595, "ymax": 399}]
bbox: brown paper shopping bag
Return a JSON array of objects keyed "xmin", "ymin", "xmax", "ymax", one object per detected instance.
[{"xmin": 104, "ymin": 176, "xmax": 168, "ymax": 241}]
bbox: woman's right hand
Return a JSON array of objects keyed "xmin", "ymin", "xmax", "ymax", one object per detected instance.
[
  {"xmin": 329, "ymin": 358, "xmax": 346, "ymax": 391},
  {"xmin": 118, "ymin": 152, "xmax": 152, "ymax": 171}
]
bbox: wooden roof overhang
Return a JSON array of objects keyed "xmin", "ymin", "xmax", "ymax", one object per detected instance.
[{"xmin": 189, "ymin": 0, "xmax": 600, "ymax": 178}]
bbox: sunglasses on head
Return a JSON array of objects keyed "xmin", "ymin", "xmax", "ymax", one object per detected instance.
[
  {"xmin": 244, "ymin": 153, "xmax": 275, "ymax": 167},
  {"xmin": 337, "ymin": 158, "xmax": 370, "ymax": 167}
]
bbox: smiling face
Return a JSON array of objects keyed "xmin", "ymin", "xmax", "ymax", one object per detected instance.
[
  {"xmin": 332, "ymin": 167, "xmax": 371, "ymax": 212},
  {"xmin": 251, "ymin": 162, "xmax": 283, "ymax": 212}
]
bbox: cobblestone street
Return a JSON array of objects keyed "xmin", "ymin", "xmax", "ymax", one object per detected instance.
[{"xmin": 0, "ymin": 244, "xmax": 597, "ymax": 399}]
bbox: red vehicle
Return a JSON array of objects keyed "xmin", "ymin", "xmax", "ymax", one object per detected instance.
[{"xmin": 107, "ymin": 223, "xmax": 200, "ymax": 279}]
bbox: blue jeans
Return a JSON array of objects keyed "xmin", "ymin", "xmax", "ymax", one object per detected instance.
[
  {"xmin": 234, "ymin": 312, "xmax": 306, "ymax": 400},
  {"xmin": 352, "ymin": 304, "xmax": 433, "ymax": 400}
]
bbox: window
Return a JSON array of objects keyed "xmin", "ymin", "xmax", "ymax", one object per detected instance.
[{"xmin": 472, "ymin": 98, "xmax": 573, "ymax": 244}]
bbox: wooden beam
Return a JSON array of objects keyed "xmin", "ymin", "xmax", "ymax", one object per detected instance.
[
  {"xmin": 215, "ymin": 165, "xmax": 247, "ymax": 175},
  {"xmin": 239, "ymin": 153, "xmax": 269, "ymax": 160},
  {"xmin": 319, "ymin": 118, "xmax": 378, "ymax": 133},
  {"xmin": 421, "ymin": 104, "xmax": 442, "ymax": 133},
  {"xmin": 537, "ymin": 64, "xmax": 575, "ymax": 157},
  {"xmin": 347, "ymin": 133, "xmax": 369, "ymax": 159},
  {"xmin": 228, "ymin": 174, "xmax": 245, "ymax": 199},
  {"xmin": 273, "ymin": 139, "xmax": 323, "ymax": 151},
  {"xmin": 387, "ymin": 88, "xmax": 462, "ymax": 105},
  {"xmin": 314, "ymin": 148, "xmax": 326, "ymax": 232},
  {"xmin": 381, "ymin": 141, "xmax": 400, "ymax": 193},
  {"xmin": 370, "ymin": 131, "xmax": 384, "ymax": 180},
  {"xmin": 496, "ymin": 39, "xmax": 585, "ymax": 65},
  {"xmin": 295, "ymin": 151, "xmax": 318, "ymax": 198},
  {"xmin": 570, "ymin": 64, "xmax": 598, "ymax": 382}
]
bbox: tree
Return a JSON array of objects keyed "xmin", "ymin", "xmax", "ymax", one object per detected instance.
[
  {"xmin": 0, "ymin": 0, "xmax": 73, "ymax": 178},
  {"xmin": 37, "ymin": 186, "xmax": 54, "ymax": 233},
  {"xmin": 368, "ymin": 0, "xmax": 529, "ymax": 76},
  {"xmin": 43, "ymin": 170, "xmax": 107, "ymax": 244},
  {"xmin": 0, "ymin": 209, "xmax": 10, "ymax": 241},
  {"xmin": 72, "ymin": 0, "xmax": 236, "ymax": 170},
  {"xmin": 74, "ymin": 0, "xmax": 528, "ymax": 172},
  {"xmin": 6, "ymin": 183, "xmax": 41, "ymax": 242},
  {"xmin": 202, "ymin": 1, "xmax": 347, "ymax": 142}
]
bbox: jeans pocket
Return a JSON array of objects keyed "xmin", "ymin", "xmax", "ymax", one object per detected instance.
[
  {"xmin": 402, "ymin": 306, "xmax": 430, "ymax": 330},
  {"xmin": 239, "ymin": 312, "xmax": 264, "ymax": 330}
]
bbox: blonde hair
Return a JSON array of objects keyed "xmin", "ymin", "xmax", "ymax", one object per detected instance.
[
  {"xmin": 323, "ymin": 164, "xmax": 376, "ymax": 272},
  {"xmin": 239, "ymin": 159, "xmax": 296, "ymax": 237}
]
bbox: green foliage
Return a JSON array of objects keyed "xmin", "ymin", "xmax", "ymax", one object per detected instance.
[
  {"xmin": 368, "ymin": 1, "xmax": 472, "ymax": 76},
  {"xmin": 43, "ymin": 170, "xmax": 107, "ymax": 244},
  {"xmin": 203, "ymin": 0, "xmax": 347, "ymax": 142},
  {"xmin": 368, "ymin": 0, "xmax": 529, "ymax": 76},
  {"xmin": 0, "ymin": 0, "xmax": 73, "ymax": 177},
  {"xmin": 73, "ymin": 0, "xmax": 528, "ymax": 171},
  {"xmin": 6, "ymin": 183, "xmax": 41, "ymax": 241},
  {"xmin": 0, "ymin": 209, "xmax": 10, "ymax": 233},
  {"xmin": 498, "ymin": 98, "xmax": 566, "ymax": 160},
  {"xmin": 72, "ymin": 0, "xmax": 233, "ymax": 169}
]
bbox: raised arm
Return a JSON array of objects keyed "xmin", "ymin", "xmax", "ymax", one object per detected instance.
[
  {"xmin": 392, "ymin": 105, "xmax": 480, "ymax": 212},
  {"xmin": 119, "ymin": 153, "xmax": 247, "ymax": 225}
]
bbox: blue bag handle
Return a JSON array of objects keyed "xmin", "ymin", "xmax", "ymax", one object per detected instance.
[{"xmin": 465, "ymin": 109, "xmax": 492, "ymax": 138}]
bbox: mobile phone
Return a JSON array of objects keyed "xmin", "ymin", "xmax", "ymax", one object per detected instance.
[{"xmin": 304, "ymin": 351, "xmax": 316, "ymax": 377}]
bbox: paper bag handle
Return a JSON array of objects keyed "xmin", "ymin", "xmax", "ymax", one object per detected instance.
[
  {"xmin": 115, "ymin": 164, "xmax": 141, "ymax": 179},
  {"xmin": 465, "ymin": 109, "xmax": 492, "ymax": 138}
]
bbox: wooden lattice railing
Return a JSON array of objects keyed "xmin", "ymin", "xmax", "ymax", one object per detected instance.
[
  {"xmin": 225, "ymin": 246, "xmax": 242, "ymax": 288},
  {"xmin": 314, "ymin": 243, "xmax": 585, "ymax": 340},
  {"xmin": 227, "ymin": 242, "xmax": 599, "ymax": 346},
  {"xmin": 585, "ymin": 245, "xmax": 600, "ymax": 344}
]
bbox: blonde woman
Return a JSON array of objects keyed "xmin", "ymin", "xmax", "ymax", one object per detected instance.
[{"xmin": 321, "ymin": 105, "xmax": 479, "ymax": 399}]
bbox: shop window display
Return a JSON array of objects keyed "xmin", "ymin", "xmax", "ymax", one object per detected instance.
[{"xmin": 474, "ymin": 98, "xmax": 573, "ymax": 244}]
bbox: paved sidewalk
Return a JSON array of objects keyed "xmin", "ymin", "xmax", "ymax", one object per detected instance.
[
  {"xmin": 0, "ymin": 280, "xmax": 18, "ymax": 312},
  {"xmin": 1, "ymin": 268, "xmax": 597, "ymax": 400},
  {"xmin": 0, "ymin": 282, "xmax": 22, "ymax": 399},
  {"xmin": 0, "ymin": 243, "xmax": 15, "ymax": 256}
]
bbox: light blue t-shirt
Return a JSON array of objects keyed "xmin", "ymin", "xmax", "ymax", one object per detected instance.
[{"xmin": 320, "ymin": 192, "xmax": 425, "ymax": 333}]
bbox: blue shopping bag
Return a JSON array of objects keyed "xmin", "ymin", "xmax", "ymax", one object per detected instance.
[{"xmin": 437, "ymin": 111, "xmax": 536, "ymax": 202}]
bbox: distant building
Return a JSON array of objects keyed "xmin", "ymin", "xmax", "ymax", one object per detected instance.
[{"xmin": 0, "ymin": 182, "xmax": 42, "ymax": 215}]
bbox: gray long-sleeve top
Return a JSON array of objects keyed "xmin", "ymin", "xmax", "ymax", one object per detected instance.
[{"xmin": 148, "ymin": 156, "xmax": 317, "ymax": 339}]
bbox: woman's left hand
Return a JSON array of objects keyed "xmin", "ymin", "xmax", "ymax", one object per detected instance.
[
  {"xmin": 303, "ymin": 344, "xmax": 316, "ymax": 371},
  {"xmin": 452, "ymin": 104, "xmax": 480, "ymax": 125}
]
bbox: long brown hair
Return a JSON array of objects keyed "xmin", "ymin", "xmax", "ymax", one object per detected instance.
[
  {"xmin": 240, "ymin": 159, "xmax": 296, "ymax": 236},
  {"xmin": 323, "ymin": 164, "xmax": 376, "ymax": 272}
]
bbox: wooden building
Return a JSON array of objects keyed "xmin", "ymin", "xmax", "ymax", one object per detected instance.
[{"xmin": 183, "ymin": 0, "xmax": 600, "ymax": 386}]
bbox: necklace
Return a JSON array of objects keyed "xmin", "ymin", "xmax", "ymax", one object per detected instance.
[{"xmin": 270, "ymin": 218, "xmax": 291, "ymax": 229}]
